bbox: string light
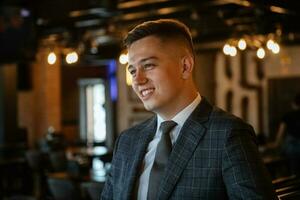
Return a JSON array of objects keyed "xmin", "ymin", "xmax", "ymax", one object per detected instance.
[
  {"xmin": 223, "ymin": 44, "xmax": 237, "ymax": 56},
  {"xmin": 66, "ymin": 51, "xmax": 78, "ymax": 64},
  {"xmin": 257, "ymin": 47, "xmax": 265, "ymax": 59},
  {"xmin": 223, "ymin": 44, "xmax": 231, "ymax": 55},
  {"xmin": 223, "ymin": 35, "xmax": 281, "ymax": 59},
  {"xmin": 238, "ymin": 39, "xmax": 247, "ymax": 50},
  {"xmin": 119, "ymin": 52, "xmax": 131, "ymax": 85},
  {"xmin": 119, "ymin": 53, "xmax": 128, "ymax": 65},
  {"xmin": 229, "ymin": 46, "xmax": 237, "ymax": 57},
  {"xmin": 47, "ymin": 52, "xmax": 57, "ymax": 65},
  {"xmin": 271, "ymin": 43, "xmax": 280, "ymax": 54},
  {"xmin": 266, "ymin": 39, "xmax": 275, "ymax": 50},
  {"xmin": 266, "ymin": 39, "xmax": 280, "ymax": 54}
]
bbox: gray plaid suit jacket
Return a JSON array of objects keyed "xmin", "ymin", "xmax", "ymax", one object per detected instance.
[{"xmin": 101, "ymin": 98, "xmax": 277, "ymax": 199}]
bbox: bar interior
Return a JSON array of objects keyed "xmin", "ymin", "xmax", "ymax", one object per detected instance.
[{"xmin": 1, "ymin": 0, "xmax": 300, "ymax": 199}]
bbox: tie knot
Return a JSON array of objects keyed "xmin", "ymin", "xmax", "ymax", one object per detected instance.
[{"xmin": 160, "ymin": 120, "xmax": 177, "ymax": 135}]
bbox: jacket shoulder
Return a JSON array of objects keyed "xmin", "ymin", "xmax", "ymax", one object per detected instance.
[
  {"xmin": 119, "ymin": 116, "xmax": 156, "ymax": 137},
  {"xmin": 209, "ymin": 106, "xmax": 253, "ymax": 130}
]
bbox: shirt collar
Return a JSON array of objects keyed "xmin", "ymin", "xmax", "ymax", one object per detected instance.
[{"xmin": 157, "ymin": 93, "xmax": 201, "ymax": 130}]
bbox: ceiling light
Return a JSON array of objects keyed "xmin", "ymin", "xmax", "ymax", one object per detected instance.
[
  {"xmin": 271, "ymin": 43, "xmax": 280, "ymax": 54},
  {"xmin": 119, "ymin": 53, "xmax": 128, "ymax": 65},
  {"xmin": 238, "ymin": 39, "xmax": 247, "ymax": 50},
  {"xmin": 66, "ymin": 51, "xmax": 78, "ymax": 64},
  {"xmin": 229, "ymin": 46, "xmax": 237, "ymax": 57},
  {"xmin": 266, "ymin": 39, "xmax": 275, "ymax": 50},
  {"xmin": 223, "ymin": 44, "xmax": 231, "ymax": 55},
  {"xmin": 257, "ymin": 48, "xmax": 265, "ymax": 59},
  {"xmin": 47, "ymin": 52, "xmax": 56, "ymax": 65}
]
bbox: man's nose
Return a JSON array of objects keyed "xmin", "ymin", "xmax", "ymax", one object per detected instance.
[{"xmin": 133, "ymin": 69, "xmax": 147, "ymax": 84}]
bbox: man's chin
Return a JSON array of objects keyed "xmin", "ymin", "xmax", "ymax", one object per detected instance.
[{"xmin": 142, "ymin": 102, "xmax": 155, "ymax": 112}]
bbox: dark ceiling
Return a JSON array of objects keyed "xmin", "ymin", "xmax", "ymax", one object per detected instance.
[{"xmin": 1, "ymin": 0, "xmax": 300, "ymax": 62}]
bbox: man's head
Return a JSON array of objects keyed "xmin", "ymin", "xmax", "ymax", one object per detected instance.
[
  {"xmin": 124, "ymin": 19, "xmax": 198, "ymax": 119},
  {"xmin": 124, "ymin": 19, "xmax": 195, "ymax": 60}
]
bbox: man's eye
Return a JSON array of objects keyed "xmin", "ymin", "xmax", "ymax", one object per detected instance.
[
  {"xmin": 129, "ymin": 70, "xmax": 136, "ymax": 76},
  {"xmin": 144, "ymin": 64, "xmax": 155, "ymax": 69}
]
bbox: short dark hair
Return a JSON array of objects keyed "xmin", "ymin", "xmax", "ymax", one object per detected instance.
[{"xmin": 124, "ymin": 19, "xmax": 194, "ymax": 55}]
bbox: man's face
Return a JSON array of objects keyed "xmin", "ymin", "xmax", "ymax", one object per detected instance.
[{"xmin": 128, "ymin": 36, "xmax": 187, "ymax": 117}]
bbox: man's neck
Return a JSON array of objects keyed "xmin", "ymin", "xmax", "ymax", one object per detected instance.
[{"xmin": 157, "ymin": 91, "xmax": 200, "ymax": 120}]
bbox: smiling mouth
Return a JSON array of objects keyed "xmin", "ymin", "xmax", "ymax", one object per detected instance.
[{"xmin": 140, "ymin": 88, "xmax": 155, "ymax": 99}]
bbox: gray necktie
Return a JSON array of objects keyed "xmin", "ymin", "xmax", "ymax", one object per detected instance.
[{"xmin": 147, "ymin": 120, "xmax": 177, "ymax": 200}]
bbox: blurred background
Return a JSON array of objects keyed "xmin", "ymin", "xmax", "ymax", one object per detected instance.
[{"xmin": 1, "ymin": 0, "xmax": 300, "ymax": 199}]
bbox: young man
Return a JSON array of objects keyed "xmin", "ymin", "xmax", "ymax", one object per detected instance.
[{"xmin": 101, "ymin": 19, "xmax": 276, "ymax": 199}]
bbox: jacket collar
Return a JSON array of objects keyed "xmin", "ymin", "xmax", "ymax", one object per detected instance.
[
  {"xmin": 123, "ymin": 97, "xmax": 213, "ymax": 200},
  {"xmin": 123, "ymin": 116, "xmax": 157, "ymax": 199},
  {"xmin": 157, "ymin": 97, "xmax": 213, "ymax": 199}
]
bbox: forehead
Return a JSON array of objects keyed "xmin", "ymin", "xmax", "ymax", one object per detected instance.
[
  {"xmin": 127, "ymin": 36, "xmax": 178, "ymax": 62},
  {"xmin": 127, "ymin": 36, "xmax": 162, "ymax": 61},
  {"xmin": 128, "ymin": 36, "xmax": 163, "ymax": 52}
]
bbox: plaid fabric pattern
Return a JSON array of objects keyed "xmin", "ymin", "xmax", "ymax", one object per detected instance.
[{"xmin": 101, "ymin": 98, "xmax": 277, "ymax": 200}]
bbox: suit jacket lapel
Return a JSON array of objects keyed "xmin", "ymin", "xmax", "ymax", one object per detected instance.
[
  {"xmin": 123, "ymin": 116, "xmax": 157, "ymax": 199},
  {"xmin": 158, "ymin": 98, "xmax": 213, "ymax": 200}
]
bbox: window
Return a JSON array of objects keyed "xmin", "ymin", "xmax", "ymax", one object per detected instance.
[{"xmin": 78, "ymin": 79, "xmax": 110, "ymax": 144}]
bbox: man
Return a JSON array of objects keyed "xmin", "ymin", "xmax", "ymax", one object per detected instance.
[{"xmin": 101, "ymin": 19, "xmax": 276, "ymax": 199}]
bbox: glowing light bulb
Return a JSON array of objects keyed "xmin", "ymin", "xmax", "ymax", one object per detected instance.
[
  {"xmin": 119, "ymin": 53, "xmax": 128, "ymax": 65},
  {"xmin": 126, "ymin": 67, "xmax": 132, "ymax": 86},
  {"xmin": 66, "ymin": 51, "xmax": 78, "ymax": 64},
  {"xmin": 267, "ymin": 39, "xmax": 275, "ymax": 50},
  {"xmin": 238, "ymin": 39, "xmax": 247, "ymax": 50},
  {"xmin": 47, "ymin": 52, "xmax": 56, "ymax": 65},
  {"xmin": 271, "ymin": 43, "xmax": 280, "ymax": 54},
  {"xmin": 223, "ymin": 44, "xmax": 231, "ymax": 55},
  {"xmin": 229, "ymin": 46, "xmax": 237, "ymax": 57},
  {"xmin": 257, "ymin": 48, "xmax": 265, "ymax": 59}
]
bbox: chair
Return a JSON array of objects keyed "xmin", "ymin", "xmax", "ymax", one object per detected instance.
[
  {"xmin": 81, "ymin": 181, "xmax": 104, "ymax": 200},
  {"xmin": 273, "ymin": 175, "xmax": 299, "ymax": 189},
  {"xmin": 25, "ymin": 150, "xmax": 45, "ymax": 197},
  {"xmin": 25, "ymin": 150, "xmax": 44, "ymax": 172},
  {"xmin": 278, "ymin": 190, "xmax": 300, "ymax": 199},
  {"xmin": 47, "ymin": 177, "xmax": 81, "ymax": 200},
  {"xmin": 275, "ymin": 177, "xmax": 300, "ymax": 199}
]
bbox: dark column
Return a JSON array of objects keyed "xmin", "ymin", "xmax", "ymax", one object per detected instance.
[{"xmin": 0, "ymin": 64, "xmax": 17, "ymax": 145}]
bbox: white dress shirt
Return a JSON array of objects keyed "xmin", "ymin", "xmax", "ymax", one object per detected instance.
[{"xmin": 137, "ymin": 94, "xmax": 201, "ymax": 199}]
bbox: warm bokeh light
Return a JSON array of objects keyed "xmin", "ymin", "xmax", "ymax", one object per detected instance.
[
  {"xmin": 223, "ymin": 44, "xmax": 231, "ymax": 55},
  {"xmin": 126, "ymin": 67, "xmax": 132, "ymax": 86},
  {"xmin": 66, "ymin": 51, "xmax": 78, "ymax": 64},
  {"xmin": 229, "ymin": 46, "xmax": 237, "ymax": 57},
  {"xmin": 266, "ymin": 39, "xmax": 280, "ymax": 54},
  {"xmin": 119, "ymin": 53, "xmax": 128, "ymax": 65},
  {"xmin": 223, "ymin": 44, "xmax": 237, "ymax": 56},
  {"xmin": 238, "ymin": 39, "xmax": 247, "ymax": 50},
  {"xmin": 257, "ymin": 48, "xmax": 265, "ymax": 59},
  {"xmin": 47, "ymin": 52, "xmax": 56, "ymax": 65},
  {"xmin": 271, "ymin": 43, "xmax": 280, "ymax": 54},
  {"xmin": 266, "ymin": 39, "xmax": 275, "ymax": 50}
]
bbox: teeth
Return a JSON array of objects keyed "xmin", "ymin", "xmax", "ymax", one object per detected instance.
[{"xmin": 141, "ymin": 89, "xmax": 154, "ymax": 97}]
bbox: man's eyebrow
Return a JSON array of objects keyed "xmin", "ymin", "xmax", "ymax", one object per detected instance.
[
  {"xmin": 139, "ymin": 56, "xmax": 158, "ymax": 63},
  {"xmin": 128, "ymin": 56, "xmax": 158, "ymax": 70},
  {"xmin": 127, "ymin": 65, "xmax": 134, "ymax": 71}
]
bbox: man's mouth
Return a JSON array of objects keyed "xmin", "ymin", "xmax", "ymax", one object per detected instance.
[{"xmin": 140, "ymin": 88, "xmax": 155, "ymax": 98}]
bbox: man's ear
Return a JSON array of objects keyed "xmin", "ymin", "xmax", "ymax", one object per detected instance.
[{"xmin": 181, "ymin": 55, "xmax": 194, "ymax": 79}]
